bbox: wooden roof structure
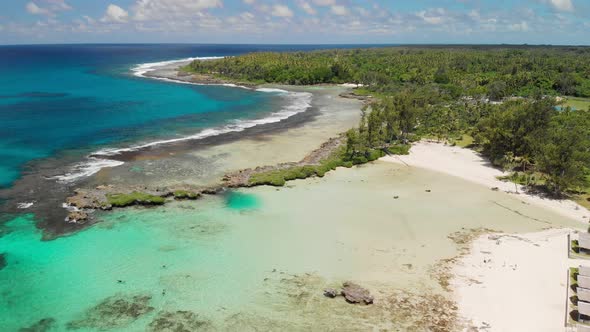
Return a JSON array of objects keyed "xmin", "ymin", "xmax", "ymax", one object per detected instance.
[
  {"xmin": 579, "ymin": 276, "xmax": 590, "ymax": 289},
  {"xmin": 580, "ymin": 233, "xmax": 590, "ymax": 251},
  {"xmin": 579, "ymin": 301, "xmax": 590, "ymax": 317},
  {"xmin": 579, "ymin": 288, "xmax": 590, "ymax": 303}
]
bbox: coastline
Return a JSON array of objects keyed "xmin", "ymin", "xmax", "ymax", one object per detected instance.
[
  {"xmin": 58, "ymin": 60, "xmax": 369, "ymax": 226},
  {"xmin": 0, "ymin": 58, "xmax": 365, "ymax": 238},
  {"xmin": 451, "ymin": 228, "xmax": 583, "ymax": 331},
  {"xmin": 381, "ymin": 141, "xmax": 589, "ymax": 331},
  {"xmin": 3, "ymin": 59, "xmax": 586, "ymax": 330},
  {"xmin": 381, "ymin": 141, "xmax": 590, "ymax": 223}
]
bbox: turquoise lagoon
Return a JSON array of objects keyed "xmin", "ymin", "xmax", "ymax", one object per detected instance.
[
  {"xmin": 0, "ymin": 162, "xmax": 581, "ymax": 331},
  {"xmin": 0, "ymin": 45, "xmax": 584, "ymax": 330}
]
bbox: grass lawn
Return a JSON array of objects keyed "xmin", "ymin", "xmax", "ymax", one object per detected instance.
[
  {"xmin": 453, "ymin": 134, "xmax": 474, "ymax": 148},
  {"xmin": 574, "ymin": 175, "xmax": 590, "ymax": 210},
  {"xmin": 565, "ymin": 97, "xmax": 590, "ymax": 111}
]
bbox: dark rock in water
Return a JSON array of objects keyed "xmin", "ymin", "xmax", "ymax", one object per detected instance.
[
  {"xmin": 148, "ymin": 310, "xmax": 213, "ymax": 332},
  {"xmin": 341, "ymin": 282, "xmax": 374, "ymax": 305},
  {"xmin": 394, "ymin": 196, "xmax": 400, "ymax": 199},
  {"xmin": 0, "ymin": 253, "xmax": 6, "ymax": 271},
  {"xmin": 66, "ymin": 211, "xmax": 88, "ymax": 224},
  {"xmin": 425, "ymin": 189, "xmax": 432, "ymax": 193},
  {"xmin": 66, "ymin": 294, "xmax": 154, "ymax": 330},
  {"xmin": 19, "ymin": 317, "xmax": 56, "ymax": 332},
  {"xmin": 201, "ymin": 188, "xmax": 220, "ymax": 195},
  {"xmin": 323, "ymin": 288, "xmax": 339, "ymax": 298},
  {"xmin": 491, "ymin": 187, "xmax": 500, "ymax": 191}
]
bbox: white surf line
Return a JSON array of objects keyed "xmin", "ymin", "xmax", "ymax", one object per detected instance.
[
  {"xmin": 51, "ymin": 59, "xmax": 312, "ymax": 184},
  {"xmin": 130, "ymin": 56, "xmax": 255, "ymax": 90},
  {"xmin": 131, "ymin": 56, "xmax": 225, "ymax": 77}
]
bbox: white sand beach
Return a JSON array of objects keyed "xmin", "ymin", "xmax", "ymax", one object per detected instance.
[
  {"xmin": 381, "ymin": 141, "xmax": 589, "ymax": 223},
  {"xmin": 382, "ymin": 142, "xmax": 590, "ymax": 331},
  {"xmin": 452, "ymin": 229, "xmax": 584, "ymax": 331}
]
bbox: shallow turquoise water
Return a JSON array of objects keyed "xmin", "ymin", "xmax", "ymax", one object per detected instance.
[
  {"xmin": 0, "ymin": 164, "xmax": 582, "ymax": 331},
  {"xmin": 225, "ymin": 192, "xmax": 260, "ymax": 211}
]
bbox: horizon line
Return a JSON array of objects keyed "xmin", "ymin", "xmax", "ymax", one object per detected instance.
[{"xmin": 1, "ymin": 42, "xmax": 590, "ymax": 47}]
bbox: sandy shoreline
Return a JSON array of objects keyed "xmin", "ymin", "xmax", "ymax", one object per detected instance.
[
  {"xmin": 382, "ymin": 141, "xmax": 589, "ymax": 331},
  {"xmin": 381, "ymin": 141, "xmax": 589, "ymax": 223},
  {"xmin": 451, "ymin": 229, "xmax": 584, "ymax": 331}
]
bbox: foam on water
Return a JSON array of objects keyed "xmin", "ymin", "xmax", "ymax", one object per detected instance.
[
  {"xmin": 51, "ymin": 59, "xmax": 313, "ymax": 184},
  {"xmin": 16, "ymin": 202, "xmax": 34, "ymax": 209},
  {"xmin": 51, "ymin": 157, "xmax": 125, "ymax": 183},
  {"xmin": 255, "ymin": 88, "xmax": 289, "ymax": 94},
  {"xmin": 131, "ymin": 56, "xmax": 225, "ymax": 77}
]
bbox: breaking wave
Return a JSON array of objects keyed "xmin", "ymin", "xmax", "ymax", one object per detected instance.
[{"xmin": 52, "ymin": 58, "xmax": 313, "ymax": 183}]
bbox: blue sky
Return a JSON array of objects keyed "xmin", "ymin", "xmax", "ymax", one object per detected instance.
[{"xmin": 0, "ymin": 0, "xmax": 588, "ymax": 45}]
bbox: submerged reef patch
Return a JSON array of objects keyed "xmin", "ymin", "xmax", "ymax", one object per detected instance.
[
  {"xmin": 0, "ymin": 253, "xmax": 6, "ymax": 271},
  {"xmin": 148, "ymin": 310, "xmax": 213, "ymax": 332},
  {"xmin": 66, "ymin": 294, "xmax": 154, "ymax": 330},
  {"xmin": 19, "ymin": 318, "xmax": 56, "ymax": 332}
]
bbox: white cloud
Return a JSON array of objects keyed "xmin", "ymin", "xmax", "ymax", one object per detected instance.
[
  {"xmin": 82, "ymin": 15, "xmax": 96, "ymax": 24},
  {"xmin": 312, "ymin": 0, "xmax": 335, "ymax": 6},
  {"xmin": 243, "ymin": 0, "xmax": 255, "ymax": 4},
  {"xmin": 298, "ymin": 1, "xmax": 317, "ymax": 15},
  {"xmin": 45, "ymin": 0, "xmax": 72, "ymax": 11},
  {"xmin": 417, "ymin": 8, "xmax": 446, "ymax": 25},
  {"xmin": 330, "ymin": 5, "xmax": 349, "ymax": 16},
  {"xmin": 133, "ymin": 0, "xmax": 223, "ymax": 21},
  {"xmin": 508, "ymin": 21, "xmax": 529, "ymax": 31},
  {"xmin": 26, "ymin": 3, "xmax": 52, "ymax": 16},
  {"xmin": 25, "ymin": 1, "xmax": 72, "ymax": 17},
  {"xmin": 102, "ymin": 4, "xmax": 129, "ymax": 23},
  {"xmin": 272, "ymin": 4, "xmax": 293, "ymax": 18},
  {"xmin": 548, "ymin": 0, "xmax": 574, "ymax": 12}
]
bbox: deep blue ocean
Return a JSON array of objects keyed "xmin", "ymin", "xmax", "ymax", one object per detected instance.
[{"xmin": 0, "ymin": 44, "xmax": 374, "ymax": 189}]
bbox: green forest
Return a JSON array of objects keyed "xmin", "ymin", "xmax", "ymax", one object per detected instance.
[
  {"xmin": 185, "ymin": 47, "xmax": 590, "ymax": 98},
  {"xmin": 185, "ymin": 46, "xmax": 590, "ymax": 205}
]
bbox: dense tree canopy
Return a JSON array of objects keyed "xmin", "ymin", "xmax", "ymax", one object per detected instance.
[
  {"xmin": 186, "ymin": 46, "xmax": 590, "ymax": 98},
  {"xmin": 185, "ymin": 46, "xmax": 590, "ymax": 197}
]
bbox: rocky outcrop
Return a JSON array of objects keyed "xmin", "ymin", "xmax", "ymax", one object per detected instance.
[
  {"xmin": 66, "ymin": 188, "xmax": 111, "ymax": 211},
  {"xmin": 339, "ymin": 91, "xmax": 374, "ymax": 102},
  {"xmin": 223, "ymin": 135, "xmax": 345, "ymax": 187},
  {"xmin": 323, "ymin": 282, "xmax": 374, "ymax": 305},
  {"xmin": 341, "ymin": 282, "xmax": 374, "ymax": 305},
  {"xmin": 323, "ymin": 288, "xmax": 339, "ymax": 298},
  {"xmin": 66, "ymin": 211, "xmax": 89, "ymax": 224},
  {"xmin": 60, "ymin": 135, "xmax": 346, "ymax": 230}
]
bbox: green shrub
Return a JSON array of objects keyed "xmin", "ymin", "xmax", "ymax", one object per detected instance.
[
  {"xmin": 106, "ymin": 192, "xmax": 166, "ymax": 207},
  {"xmin": 387, "ymin": 144, "xmax": 410, "ymax": 155},
  {"xmin": 173, "ymin": 190, "xmax": 201, "ymax": 200}
]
